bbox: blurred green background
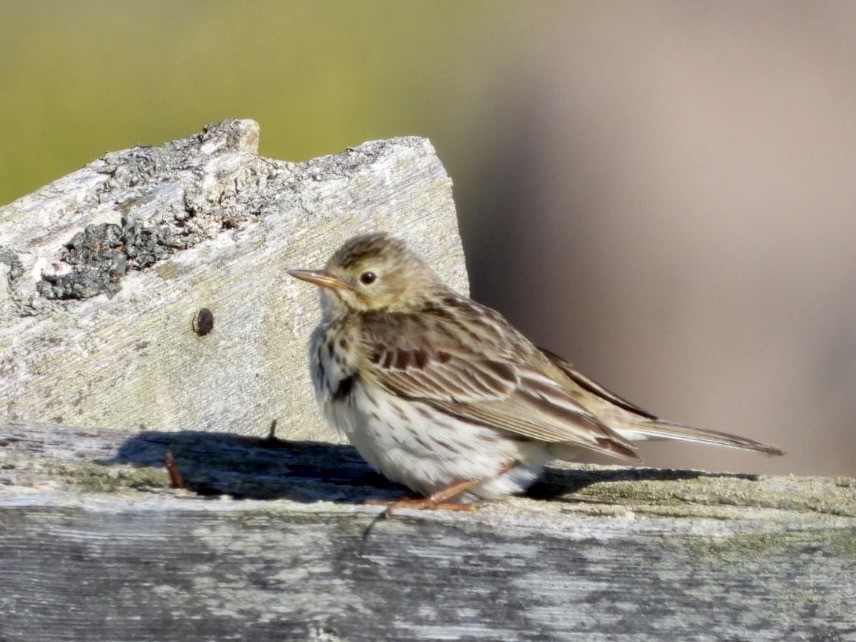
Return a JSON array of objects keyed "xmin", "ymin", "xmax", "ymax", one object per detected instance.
[
  {"xmin": 0, "ymin": 0, "xmax": 536, "ymax": 206},
  {"xmin": 3, "ymin": 1, "xmax": 855, "ymax": 475}
]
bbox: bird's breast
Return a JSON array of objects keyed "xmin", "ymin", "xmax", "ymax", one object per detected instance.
[{"xmin": 309, "ymin": 319, "xmax": 361, "ymax": 402}]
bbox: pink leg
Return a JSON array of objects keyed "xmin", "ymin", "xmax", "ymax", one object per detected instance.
[{"xmin": 366, "ymin": 462, "xmax": 515, "ymax": 515}]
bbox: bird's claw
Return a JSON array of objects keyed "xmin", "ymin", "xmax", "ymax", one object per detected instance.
[{"xmin": 364, "ymin": 496, "xmax": 477, "ymax": 516}]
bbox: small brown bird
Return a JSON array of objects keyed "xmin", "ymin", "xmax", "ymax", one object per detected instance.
[{"xmin": 289, "ymin": 233, "xmax": 782, "ymax": 509}]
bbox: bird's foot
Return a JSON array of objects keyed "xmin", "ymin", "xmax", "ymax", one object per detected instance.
[
  {"xmin": 364, "ymin": 496, "xmax": 476, "ymax": 516},
  {"xmin": 365, "ymin": 476, "xmax": 484, "ymax": 516}
]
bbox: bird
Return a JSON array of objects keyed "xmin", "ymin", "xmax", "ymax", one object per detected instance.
[{"xmin": 289, "ymin": 232, "xmax": 783, "ymax": 510}]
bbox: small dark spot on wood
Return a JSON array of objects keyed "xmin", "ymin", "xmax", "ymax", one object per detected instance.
[{"xmin": 192, "ymin": 308, "xmax": 214, "ymax": 336}]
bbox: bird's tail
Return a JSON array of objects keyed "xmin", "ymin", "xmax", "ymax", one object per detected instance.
[{"xmin": 618, "ymin": 419, "xmax": 784, "ymax": 456}]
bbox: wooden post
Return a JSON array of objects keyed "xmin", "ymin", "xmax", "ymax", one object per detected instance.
[{"xmin": 0, "ymin": 120, "xmax": 467, "ymax": 440}]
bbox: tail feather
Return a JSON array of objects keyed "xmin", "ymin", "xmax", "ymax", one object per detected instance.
[{"xmin": 621, "ymin": 420, "xmax": 784, "ymax": 456}]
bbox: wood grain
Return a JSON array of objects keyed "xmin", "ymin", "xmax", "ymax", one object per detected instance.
[
  {"xmin": 0, "ymin": 121, "xmax": 467, "ymax": 440},
  {"xmin": 1, "ymin": 421, "xmax": 852, "ymax": 641}
]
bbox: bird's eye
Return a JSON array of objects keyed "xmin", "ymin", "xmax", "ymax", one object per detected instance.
[{"xmin": 359, "ymin": 271, "xmax": 377, "ymax": 285}]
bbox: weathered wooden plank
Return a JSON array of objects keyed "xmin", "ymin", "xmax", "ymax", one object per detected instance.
[
  {"xmin": 0, "ymin": 120, "xmax": 467, "ymax": 440},
  {"xmin": 1, "ymin": 421, "xmax": 852, "ymax": 641}
]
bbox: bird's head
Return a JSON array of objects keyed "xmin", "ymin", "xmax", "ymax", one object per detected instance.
[{"xmin": 289, "ymin": 233, "xmax": 445, "ymax": 315}]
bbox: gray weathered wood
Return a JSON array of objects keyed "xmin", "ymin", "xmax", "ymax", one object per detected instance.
[
  {"xmin": 0, "ymin": 120, "xmax": 467, "ymax": 440},
  {"xmin": 1, "ymin": 421, "xmax": 852, "ymax": 641}
]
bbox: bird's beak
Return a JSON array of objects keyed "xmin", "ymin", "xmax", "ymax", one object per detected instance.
[{"xmin": 288, "ymin": 269, "xmax": 350, "ymax": 291}]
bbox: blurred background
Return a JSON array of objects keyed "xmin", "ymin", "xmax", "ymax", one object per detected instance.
[{"xmin": 2, "ymin": 1, "xmax": 853, "ymax": 475}]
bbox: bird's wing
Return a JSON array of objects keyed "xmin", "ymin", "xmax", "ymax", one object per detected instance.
[
  {"xmin": 357, "ymin": 311, "xmax": 639, "ymax": 460},
  {"xmin": 538, "ymin": 346, "xmax": 657, "ymax": 420},
  {"xmin": 539, "ymin": 347, "xmax": 783, "ymax": 456}
]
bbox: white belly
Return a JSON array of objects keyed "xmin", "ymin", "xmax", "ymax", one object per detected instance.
[{"xmin": 318, "ymin": 377, "xmax": 549, "ymax": 500}]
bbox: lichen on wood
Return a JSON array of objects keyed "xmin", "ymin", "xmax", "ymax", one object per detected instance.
[
  {"xmin": 0, "ymin": 120, "xmax": 467, "ymax": 440},
  {"xmin": 0, "ymin": 421, "xmax": 852, "ymax": 641}
]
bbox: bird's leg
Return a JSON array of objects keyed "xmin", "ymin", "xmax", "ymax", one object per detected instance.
[
  {"xmin": 364, "ymin": 480, "xmax": 478, "ymax": 513},
  {"xmin": 367, "ymin": 462, "xmax": 516, "ymax": 516}
]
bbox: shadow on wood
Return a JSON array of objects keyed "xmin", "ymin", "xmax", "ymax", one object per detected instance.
[
  {"xmin": 1, "ymin": 420, "xmax": 853, "ymax": 641},
  {"xmin": 104, "ymin": 429, "xmax": 759, "ymax": 505},
  {"xmin": 109, "ymin": 430, "xmax": 405, "ymax": 502}
]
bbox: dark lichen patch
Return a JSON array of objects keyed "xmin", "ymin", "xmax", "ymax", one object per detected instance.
[
  {"xmin": 0, "ymin": 248, "xmax": 25, "ymax": 281},
  {"xmin": 30, "ymin": 120, "xmax": 272, "ymax": 302},
  {"xmin": 26, "ymin": 123, "xmax": 425, "ymax": 304},
  {"xmin": 37, "ymin": 216, "xmax": 190, "ymax": 300}
]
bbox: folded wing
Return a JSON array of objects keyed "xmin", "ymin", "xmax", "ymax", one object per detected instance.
[{"xmin": 358, "ymin": 311, "xmax": 639, "ymax": 461}]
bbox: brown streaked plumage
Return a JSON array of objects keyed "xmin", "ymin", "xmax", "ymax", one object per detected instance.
[{"xmin": 289, "ymin": 233, "xmax": 783, "ymax": 508}]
